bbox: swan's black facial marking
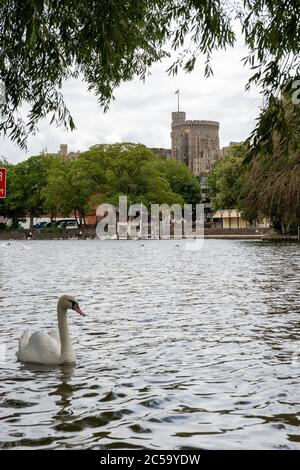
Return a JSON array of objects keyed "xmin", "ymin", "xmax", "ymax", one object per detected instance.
[{"xmin": 70, "ymin": 299, "xmax": 85, "ymax": 316}]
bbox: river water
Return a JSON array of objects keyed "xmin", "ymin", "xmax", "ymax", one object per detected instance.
[{"xmin": 0, "ymin": 239, "xmax": 299, "ymax": 449}]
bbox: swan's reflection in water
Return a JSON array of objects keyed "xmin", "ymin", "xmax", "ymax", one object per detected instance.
[
  {"xmin": 19, "ymin": 363, "xmax": 75, "ymax": 407},
  {"xmin": 49, "ymin": 366, "xmax": 76, "ymax": 405},
  {"xmin": 50, "ymin": 366, "xmax": 78, "ymax": 435}
]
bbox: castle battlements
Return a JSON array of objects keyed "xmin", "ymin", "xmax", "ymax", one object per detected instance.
[{"xmin": 172, "ymin": 120, "xmax": 219, "ymax": 129}]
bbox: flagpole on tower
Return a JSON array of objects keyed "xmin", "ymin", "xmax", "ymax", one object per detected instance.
[{"xmin": 175, "ymin": 89, "xmax": 179, "ymax": 112}]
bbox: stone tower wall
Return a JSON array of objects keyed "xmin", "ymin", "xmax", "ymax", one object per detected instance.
[{"xmin": 171, "ymin": 112, "xmax": 221, "ymax": 176}]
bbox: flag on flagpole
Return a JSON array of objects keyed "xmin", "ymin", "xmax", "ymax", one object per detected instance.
[{"xmin": 175, "ymin": 89, "xmax": 180, "ymax": 111}]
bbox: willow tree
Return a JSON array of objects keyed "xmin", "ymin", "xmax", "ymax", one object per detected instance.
[
  {"xmin": 242, "ymin": 94, "xmax": 300, "ymax": 233},
  {"xmin": 0, "ymin": 1, "xmax": 300, "ymax": 151}
]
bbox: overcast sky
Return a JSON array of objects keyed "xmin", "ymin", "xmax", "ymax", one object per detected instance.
[{"xmin": 0, "ymin": 37, "xmax": 262, "ymax": 163}]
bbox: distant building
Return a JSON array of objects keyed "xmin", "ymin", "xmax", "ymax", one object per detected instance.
[
  {"xmin": 57, "ymin": 144, "xmax": 80, "ymax": 159},
  {"xmin": 221, "ymin": 141, "xmax": 243, "ymax": 157},
  {"xmin": 212, "ymin": 210, "xmax": 270, "ymax": 229},
  {"xmin": 150, "ymin": 148, "xmax": 171, "ymax": 159},
  {"xmin": 58, "ymin": 144, "xmax": 68, "ymax": 156},
  {"xmin": 170, "ymin": 111, "xmax": 221, "ymax": 176}
]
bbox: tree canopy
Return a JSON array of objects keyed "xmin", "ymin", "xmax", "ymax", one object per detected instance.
[
  {"xmin": 0, "ymin": 1, "xmax": 299, "ymax": 150},
  {"xmin": 0, "ymin": 143, "xmax": 201, "ymax": 228},
  {"xmin": 42, "ymin": 156, "xmax": 94, "ymax": 225},
  {"xmin": 0, "ymin": 154, "xmax": 53, "ymax": 227},
  {"xmin": 77, "ymin": 143, "xmax": 200, "ymax": 207}
]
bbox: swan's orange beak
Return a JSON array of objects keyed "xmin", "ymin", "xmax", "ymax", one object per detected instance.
[{"xmin": 72, "ymin": 303, "xmax": 85, "ymax": 316}]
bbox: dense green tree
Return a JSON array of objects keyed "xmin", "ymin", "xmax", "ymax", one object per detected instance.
[
  {"xmin": 208, "ymin": 143, "xmax": 247, "ymax": 211},
  {"xmin": 42, "ymin": 157, "xmax": 93, "ymax": 226},
  {"xmin": 78, "ymin": 143, "xmax": 184, "ymax": 207},
  {"xmin": 0, "ymin": 154, "xmax": 53, "ymax": 228},
  {"xmin": 1, "ymin": 143, "xmax": 200, "ymax": 229},
  {"xmin": 152, "ymin": 158, "xmax": 201, "ymax": 206},
  {"xmin": 0, "ymin": 1, "xmax": 299, "ymax": 151},
  {"xmin": 8, "ymin": 155, "xmax": 53, "ymax": 228},
  {"xmin": 21, "ymin": 155, "xmax": 54, "ymax": 228},
  {"xmin": 0, "ymin": 158, "xmax": 26, "ymax": 227},
  {"xmin": 42, "ymin": 157, "xmax": 64, "ymax": 221}
]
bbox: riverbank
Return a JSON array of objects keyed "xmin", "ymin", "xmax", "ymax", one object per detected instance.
[{"xmin": 1, "ymin": 227, "xmax": 296, "ymax": 241}]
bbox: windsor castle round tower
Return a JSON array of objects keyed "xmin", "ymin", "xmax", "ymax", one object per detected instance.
[{"xmin": 171, "ymin": 112, "xmax": 221, "ymax": 176}]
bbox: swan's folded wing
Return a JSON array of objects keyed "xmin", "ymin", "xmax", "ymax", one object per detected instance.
[
  {"xmin": 18, "ymin": 331, "xmax": 61, "ymax": 364},
  {"xmin": 47, "ymin": 329, "xmax": 60, "ymax": 344},
  {"xmin": 16, "ymin": 329, "xmax": 32, "ymax": 359},
  {"xmin": 18, "ymin": 329, "xmax": 31, "ymax": 349}
]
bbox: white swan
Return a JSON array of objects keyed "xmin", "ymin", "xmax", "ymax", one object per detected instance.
[{"xmin": 16, "ymin": 295, "xmax": 85, "ymax": 365}]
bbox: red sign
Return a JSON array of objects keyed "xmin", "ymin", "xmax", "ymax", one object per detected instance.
[{"xmin": 0, "ymin": 168, "xmax": 6, "ymax": 198}]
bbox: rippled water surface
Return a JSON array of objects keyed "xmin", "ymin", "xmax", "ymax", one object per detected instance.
[{"xmin": 0, "ymin": 239, "xmax": 299, "ymax": 449}]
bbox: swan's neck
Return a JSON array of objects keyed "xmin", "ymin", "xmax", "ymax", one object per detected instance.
[{"xmin": 57, "ymin": 306, "xmax": 76, "ymax": 364}]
